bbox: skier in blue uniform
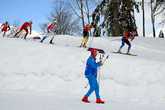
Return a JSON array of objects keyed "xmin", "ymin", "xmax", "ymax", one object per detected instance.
[{"xmin": 82, "ymin": 48, "xmax": 105, "ymax": 104}]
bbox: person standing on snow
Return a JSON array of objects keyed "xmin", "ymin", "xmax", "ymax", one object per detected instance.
[
  {"xmin": 40, "ymin": 21, "xmax": 57, "ymax": 44},
  {"xmin": 14, "ymin": 21, "xmax": 32, "ymax": 39},
  {"xmin": 159, "ymin": 30, "xmax": 164, "ymax": 38},
  {"xmin": 1, "ymin": 21, "xmax": 10, "ymax": 37},
  {"xmin": 117, "ymin": 30, "xmax": 135, "ymax": 54},
  {"xmin": 80, "ymin": 23, "xmax": 93, "ymax": 48},
  {"xmin": 82, "ymin": 48, "xmax": 105, "ymax": 104}
]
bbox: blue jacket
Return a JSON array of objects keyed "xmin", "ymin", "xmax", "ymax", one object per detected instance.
[{"xmin": 85, "ymin": 56, "xmax": 101, "ymax": 78}]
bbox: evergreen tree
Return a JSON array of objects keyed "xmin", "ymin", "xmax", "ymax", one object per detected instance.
[{"xmin": 92, "ymin": 0, "xmax": 139, "ymax": 36}]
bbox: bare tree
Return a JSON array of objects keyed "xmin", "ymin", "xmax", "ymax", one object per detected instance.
[
  {"xmin": 150, "ymin": 0, "xmax": 165, "ymax": 38},
  {"xmin": 41, "ymin": 0, "xmax": 81, "ymax": 35},
  {"xmin": 69, "ymin": 0, "xmax": 85, "ymax": 27},
  {"xmin": 85, "ymin": 0, "xmax": 90, "ymax": 24},
  {"xmin": 69, "ymin": 0, "xmax": 97, "ymax": 27}
]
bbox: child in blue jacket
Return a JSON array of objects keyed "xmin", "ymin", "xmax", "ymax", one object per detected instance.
[{"xmin": 82, "ymin": 48, "xmax": 105, "ymax": 104}]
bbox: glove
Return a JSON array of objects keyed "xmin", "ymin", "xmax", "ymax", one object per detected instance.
[{"xmin": 98, "ymin": 61, "xmax": 103, "ymax": 66}]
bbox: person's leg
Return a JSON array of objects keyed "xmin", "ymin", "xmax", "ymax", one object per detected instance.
[
  {"xmin": 14, "ymin": 30, "xmax": 21, "ymax": 38},
  {"xmin": 24, "ymin": 28, "xmax": 28, "ymax": 39},
  {"xmin": 118, "ymin": 38, "xmax": 125, "ymax": 52},
  {"xmin": 85, "ymin": 76, "xmax": 95, "ymax": 97},
  {"xmin": 49, "ymin": 36, "xmax": 54, "ymax": 44},
  {"xmin": 82, "ymin": 76, "xmax": 96, "ymax": 103},
  {"xmin": 3, "ymin": 31, "xmax": 6, "ymax": 37},
  {"xmin": 83, "ymin": 32, "xmax": 89, "ymax": 47},
  {"xmin": 94, "ymin": 78, "xmax": 100, "ymax": 99},
  {"xmin": 80, "ymin": 31, "xmax": 88, "ymax": 47},
  {"xmin": 83, "ymin": 37, "xmax": 89, "ymax": 48},
  {"xmin": 92, "ymin": 76, "xmax": 104, "ymax": 103},
  {"xmin": 125, "ymin": 40, "xmax": 131, "ymax": 53},
  {"xmin": 40, "ymin": 36, "xmax": 47, "ymax": 43},
  {"xmin": 80, "ymin": 36, "xmax": 85, "ymax": 47}
]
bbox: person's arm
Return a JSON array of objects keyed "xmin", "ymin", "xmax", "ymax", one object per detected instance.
[
  {"xmin": 47, "ymin": 28, "xmax": 50, "ymax": 33},
  {"xmin": 87, "ymin": 57, "xmax": 100, "ymax": 70},
  {"xmin": 53, "ymin": 24, "xmax": 57, "ymax": 30},
  {"xmin": 129, "ymin": 32, "xmax": 135, "ymax": 41},
  {"xmin": 0, "ymin": 24, "xmax": 4, "ymax": 29},
  {"xmin": 8, "ymin": 25, "xmax": 10, "ymax": 31},
  {"xmin": 30, "ymin": 24, "xmax": 32, "ymax": 34}
]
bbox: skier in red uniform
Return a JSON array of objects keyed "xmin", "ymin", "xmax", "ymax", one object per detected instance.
[
  {"xmin": 1, "ymin": 21, "xmax": 10, "ymax": 37},
  {"xmin": 117, "ymin": 30, "xmax": 135, "ymax": 54},
  {"xmin": 40, "ymin": 22, "xmax": 57, "ymax": 44},
  {"xmin": 14, "ymin": 21, "xmax": 32, "ymax": 39}
]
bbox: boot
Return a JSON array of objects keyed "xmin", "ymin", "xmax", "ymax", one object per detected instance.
[
  {"xmin": 49, "ymin": 41, "xmax": 54, "ymax": 44},
  {"xmin": 80, "ymin": 43, "xmax": 83, "ymax": 47},
  {"xmin": 83, "ymin": 44, "xmax": 87, "ymax": 48},
  {"xmin": 49, "ymin": 37, "xmax": 54, "ymax": 44},
  {"xmin": 96, "ymin": 98, "xmax": 105, "ymax": 104},
  {"xmin": 117, "ymin": 48, "xmax": 121, "ymax": 53},
  {"xmin": 126, "ymin": 49, "xmax": 130, "ymax": 54},
  {"xmin": 82, "ymin": 96, "xmax": 90, "ymax": 103}
]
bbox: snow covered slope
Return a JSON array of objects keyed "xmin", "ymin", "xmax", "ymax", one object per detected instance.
[{"xmin": 0, "ymin": 35, "xmax": 165, "ymax": 110}]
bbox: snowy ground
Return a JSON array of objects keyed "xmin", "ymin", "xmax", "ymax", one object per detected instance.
[{"xmin": 0, "ymin": 35, "xmax": 165, "ymax": 110}]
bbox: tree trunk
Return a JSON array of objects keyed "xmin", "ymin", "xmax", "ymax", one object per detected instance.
[
  {"xmin": 142, "ymin": 0, "xmax": 145, "ymax": 37},
  {"xmin": 85, "ymin": 0, "xmax": 90, "ymax": 24},
  {"xmin": 151, "ymin": 0, "xmax": 156, "ymax": 38},
  {"xmin": 80, "ymin": 0, "xmax": 85, "ymax": 27},
  {"xmin": 111, "ymin": 0, "xmax": 122, "ymax": 36}
]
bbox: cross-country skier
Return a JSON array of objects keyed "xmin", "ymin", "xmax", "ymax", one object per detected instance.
[
  {"xmin": 1, "ymin": 21, "xmax": 10, "ymax": 37},
  {"xmin": 40, "ymin": 21, "xmax": 57, "ymax": 44},
  {"xmin": 117, "ymin": 30, "xmax": 135, "ymax": 54},
  {"xmin": 82, "ymin": 48, "xmax": 105, "ymax": 104},
  {"xmin": 7, "ymin": 25, "xmax": 18, "ymax": 37},
  {"xmin": 14, "ymin": 21, "xmax": 32, "ymax": 39},
  {"xmin": 80, "ymin": 23, "xmax": 93, "ymax": 48}
]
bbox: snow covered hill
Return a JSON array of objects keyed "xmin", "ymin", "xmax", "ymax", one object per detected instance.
[{"xmin": 0, "ymin": 35, "xmax": 165, "ymax": 110}]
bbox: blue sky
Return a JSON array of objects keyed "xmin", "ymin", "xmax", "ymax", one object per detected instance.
[{"xmin": 0, "ymin": 0, "xmax": 53, "ymax": 31}]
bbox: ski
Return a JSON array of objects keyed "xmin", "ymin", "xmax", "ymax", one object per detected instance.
[{"xmin": 112, "ymin": 51, "xmax": 137, "ymax": 56}]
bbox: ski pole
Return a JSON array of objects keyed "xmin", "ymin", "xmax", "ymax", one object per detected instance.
[
  {"xmin": 102, "ymin": 55, "xmax": 109, "ymax": 64},
  {"xmin": 98, "ymin": 53, "xmax": 104, "ymax": 84},
  {"xmin": 98, "ymin": 54, "xmax": 109, "ymax": 85}
]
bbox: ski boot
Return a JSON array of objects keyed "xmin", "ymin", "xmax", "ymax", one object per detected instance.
[
  {"xmin": 117, "ymin": 49, "xmax": 121, "ymax": 53},
  {"xmin": 49, "ymin": 40, "xmax": 54, "ymax": 45},
  {"xmin": 82, "ymin": 96, "xmax": 90, "ymax": 103},
  {"xmin": 96, "ymin": 98, "xmax": 105, "ymax": 104}
]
